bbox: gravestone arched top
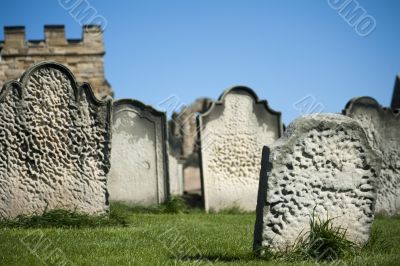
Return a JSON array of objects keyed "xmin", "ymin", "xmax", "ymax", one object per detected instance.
[
  {"xmin": 343, "ymin": 96, "xmax": 400, "ymax": 117},
  {"xmin": 343, "ymin": 96, "xmax": 382, "ymax": 115},
  {"xmin": 113, "ymin": 98, "xmax": 166, "ymax": 118},
  {"xmin": 1, "ymin": 61, "xmax": 110, "ymax": 107},
  {"xmin": 201, "ymin": 85, "xmax": 282, "ymax": 120}
]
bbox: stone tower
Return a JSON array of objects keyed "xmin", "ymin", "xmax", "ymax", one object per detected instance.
[{"xmin": 0, "ymin": 25, "xmax": 113, "ymax": 98}]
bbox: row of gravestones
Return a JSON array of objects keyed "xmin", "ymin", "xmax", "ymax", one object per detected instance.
[
  {"xmin": 199, "ymin": 87, "xmax": 400, "ymax": 218},
  {"xmin": 0, "ymin": 61, "xmax": 398, "ymax": 227},
  {"xmin": 0, "ymin": 61, "xmax": 185, "ymax": 218}
]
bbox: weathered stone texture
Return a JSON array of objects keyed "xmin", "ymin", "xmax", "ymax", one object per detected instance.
[
  {"xmin": 254, "ymin": 114, "xmax": 381, "ymax": 251},
  {"xmin": 0, "ymin": 25, "xmax": 112, "ymax": 99},
  {"xmin": 344, "ymin": 97, "xmax": 400, "ymax": 215},
  {"xmin": 109, "ymin": 100, "xmax": 168, "ymax": 206},
  {"xmin": 199, "ymin": 86, "xmax": 282, "ymax": 212},
  {"xmin": 0, "ymin": 62, "xmax": 112, "ymax": 218}
]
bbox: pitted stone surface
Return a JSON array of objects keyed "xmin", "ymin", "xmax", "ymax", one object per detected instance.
[
  {"xmin": 199, "ymin": 86, "xmax": 282, "ymax": 212},
  {"xmin": 254, "ymin": 114, "xmax": 381, "ymax": 251},
  {"xmin": 109, "ymin": 100, "xmax": 168, "ymax": 206},
  {"xmin": 0, "ymin": 62, "xmax": 111, "ymax": 218},
  {"xmin": 344, "ymin": 97, "xmax": 400, "ymax": 215}
]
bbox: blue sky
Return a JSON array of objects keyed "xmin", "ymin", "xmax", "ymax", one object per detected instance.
[{"xmin": 1, "ymin": 0, "xmax": 399, "ymax": 124}]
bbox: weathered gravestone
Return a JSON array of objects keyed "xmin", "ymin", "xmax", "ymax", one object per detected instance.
[
  {"xmin": 253, "ymin": 114, "xmax": 381, "ymax": 252},
  {"xmin": 343, "ymin": 97, "xmax": 400, "ymax": 215},
  {"xmin": 390, "ymin": 74, "xmax": 400, "ymax": 109},
  {"xmin": 198, "ymin": 86, "xmax": 282, "ymax": 212},
  {"xmin": 109, "ymin": 99, "xmax": 169, "ymax": 206},
  {"xmin": 167, "ymin": 129, "xmax": 184, "ymax": 196},
  {"xmin": 0, "ymin": 61, "xmax": 112, "ymax": 218},
  {"xmin": 168, "ymin": 151, "xmax": 184, "ymax": 196}
]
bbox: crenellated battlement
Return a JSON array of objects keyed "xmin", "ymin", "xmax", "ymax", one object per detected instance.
[
  {"xmin": 1, "ymin": 25, "xmax": 104, "ymax": 56},
  {"xmin": 0, "ymin": 25, "xmax": 112, "ymax": 98}
]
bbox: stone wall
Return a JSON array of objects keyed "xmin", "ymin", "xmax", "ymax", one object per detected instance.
[{"xmin": 0, "ymin": 25, "xmax": 112, "ymax": 99}]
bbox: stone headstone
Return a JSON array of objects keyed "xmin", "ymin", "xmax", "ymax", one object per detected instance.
[
  {"xmin": 168, "ymin": 150, "xmax": 184, "ymax": 196},
  {"xmin": 390, "ymin": 75, "xmax": 400, "ymax": 110},
  {"xmin": 109, "ymin": 99, "xmax": 169, "ymax": 206},
  {"xmin": 253, "ymin": 114, "xmax": 381, "ymax": 252},
  {"xmin": 198, "ymin": 86, "xmax": 283, "ymax": 212},
  {"xmin": 167, "ymin": 125, "xmax": 184, "ymax": 196},
  {"xmin": 0, "ymin": 61, "xmax": 112, "ymax": 218},
  {"xmin": 184, "ymin": 166, "xmax": 202, "ymax": 193},
  {"xmin": 344, "ymin": 97, "xmax": 400, "ymax": 215}
]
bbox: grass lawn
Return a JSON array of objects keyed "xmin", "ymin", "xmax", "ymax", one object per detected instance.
[{"xmin": 0, "ymin": 209, "xmax": 399, "ymax": 266}]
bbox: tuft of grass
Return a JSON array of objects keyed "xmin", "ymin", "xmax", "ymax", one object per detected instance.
[
  {"xmin": 0, "ymin": 207, "xmax": 129, "ymax": 228},
  {"xmin": 163, "ymin": 196, "xmax": 188, "ymax": 213},
  {"xmin": 298, "ymin": 211, "xmax": 357, "ymax": 261},
  {"xmin": 261, "ymin": 208, "xmax": 358, "ymax": 262}
]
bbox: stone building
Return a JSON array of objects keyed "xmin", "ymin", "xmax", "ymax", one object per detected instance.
[
  {"xmin": 0, "ymin": 25, "xmax": 112, "ymax": 98},
  {"xmin": 169, "ymin": 98, "xmax": 213, "ymax": 193}
]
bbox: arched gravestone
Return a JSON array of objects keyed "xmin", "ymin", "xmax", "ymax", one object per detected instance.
[
  {"xmin": 253, "ymin": 114, "xmax": 381, "ymax": 252},
  {"xmin": 109, "ymin": 99, "xmax": 169, "ymax": 206},
  {"xmin": 0, "ymin": 61, "xmax": 112, "ymax": 218},
  {"xmin": 198, "ymin": 86, "xmax": 283, "ymax": 212},
  {"xmin": 343, "ymin": 97, "xmax": 400, "ymax": 215}
]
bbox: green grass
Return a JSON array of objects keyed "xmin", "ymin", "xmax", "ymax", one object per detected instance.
[
  {"xmin": 0, "ymin": 197, "xmax": 190, "ymax": 229},
  {"xmin": 0, "ymin": 208, "xmax": 128, "ymax": 228},
  {"xmin": 0, "ymin": 207, "xmax": 399, "ymax": 265}
]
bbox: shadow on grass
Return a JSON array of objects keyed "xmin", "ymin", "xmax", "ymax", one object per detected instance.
[
  {"xmin": 112, "ymin": 197, "xmax": 257, "ymax": 215},
  {"xmin": 209, "ymin": 205, "xmax": 255, "ymax": 215},
  {"xmin": 173, "ymin": 253, "xmax": 259, "ymax": 263},
  {"xmin": 111, "ymin": 196, "xmax": 199, "ymax": 214}
]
